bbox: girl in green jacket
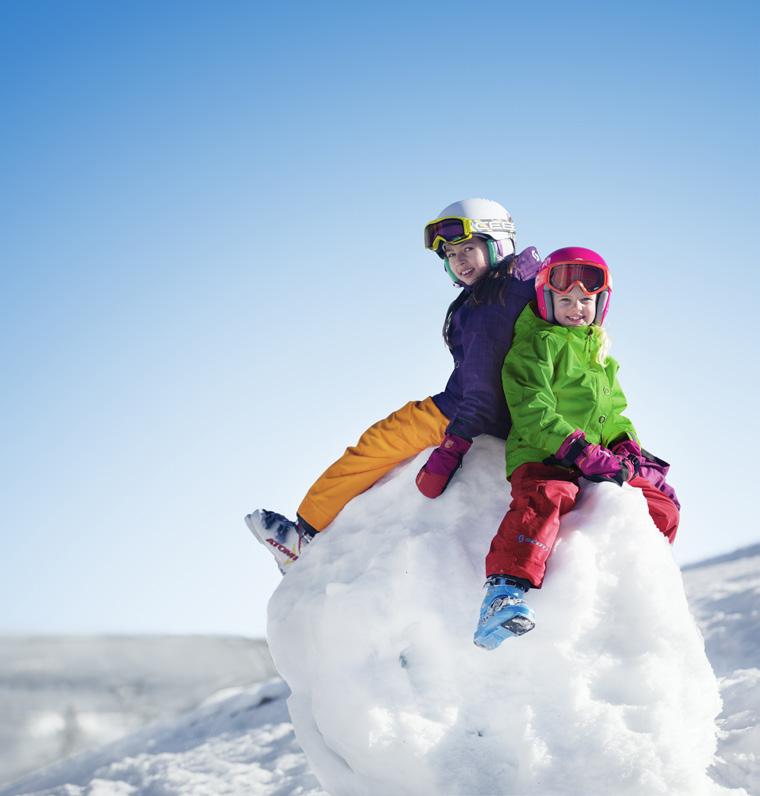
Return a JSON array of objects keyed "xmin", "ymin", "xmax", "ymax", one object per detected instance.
[{"xmin": 474, "ymin": 247, "xmax": 680, "ymax": 651}]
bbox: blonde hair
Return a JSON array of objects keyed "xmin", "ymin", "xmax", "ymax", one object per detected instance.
[{"xmin": 592, "ymin": 325, "xmax": 611, "ymax": 366}]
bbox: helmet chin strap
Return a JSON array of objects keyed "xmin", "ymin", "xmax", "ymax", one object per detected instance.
[{"xmin": 443, "ymin": 258, "xmax": 462, "ymax": 286}]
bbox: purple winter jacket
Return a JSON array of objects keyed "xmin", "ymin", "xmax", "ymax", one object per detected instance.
[{"xmin": 432, "ymin": 247, "xmax": 541, "ymax": 441}]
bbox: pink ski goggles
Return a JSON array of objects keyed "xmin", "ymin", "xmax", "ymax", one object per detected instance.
[{"xmin": 544, "ymin": 262, "xmax": 610, "ymax": 295}]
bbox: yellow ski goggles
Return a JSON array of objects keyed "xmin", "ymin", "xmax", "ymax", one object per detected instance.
[{"xmin": 424, "ymin": 216, "xmax": 515, "ymax": 252}]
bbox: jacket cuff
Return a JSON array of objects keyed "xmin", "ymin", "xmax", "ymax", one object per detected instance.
[{"xmin": 445, "ymin": 418, "xmax": 474, "ymax": 442}]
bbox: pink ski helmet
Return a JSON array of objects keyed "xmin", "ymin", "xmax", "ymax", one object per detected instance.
[{"xmin": 535, "ymin": 246, "xmax": 612, "ymax": 325}]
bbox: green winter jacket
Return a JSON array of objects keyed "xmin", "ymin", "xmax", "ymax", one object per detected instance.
[{"xmin": 503, "ymin": 304, "xmax": 637, "ymax": 478}]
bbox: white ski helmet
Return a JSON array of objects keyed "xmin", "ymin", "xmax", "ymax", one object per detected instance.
[{"xmin": 424, "ymin": 198, "xmax": 517, "ymax": 283}]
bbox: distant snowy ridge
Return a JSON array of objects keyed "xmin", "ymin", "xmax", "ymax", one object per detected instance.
[
  {"xmin": 684, "ymin": 544, "xmax": 760, "ymax": 676},
  {"xmin": 0, "ymin": 679, "xmax": 325, "ymax": 796},
  {"xmin": 683, "ymin": 542, "xmax": 760, "ymax": 571},
  {"xmin": 0, "ymin": 635, "xmax": 276, "ymax": 787}
]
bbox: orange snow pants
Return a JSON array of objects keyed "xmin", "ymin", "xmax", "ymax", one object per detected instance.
[
  {"xmin": 486, "ymin": 462, "xmax": 680, "ymax": 587},
  {"xmin": 297, "ymin": 397, "xmax": 450, "ymax": 531}
]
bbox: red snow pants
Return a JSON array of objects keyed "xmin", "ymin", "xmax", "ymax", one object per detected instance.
[{"xmin": 485, "ymin": 462, "xmax": 680, "ymax": 587}]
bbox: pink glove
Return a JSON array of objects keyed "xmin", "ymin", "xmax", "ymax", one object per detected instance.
[
  {"xmin": 638, "ymin": 449, "xmax": 681, "ymax": 510},
  {"xmin": 416, "ymin": 433, "xmax": 472, "ymax": 498},
  {"xmin": 556, "ymin": 430, "xmax": 634, "ymax": 486},
  {"xmin": 611, "ymin": 438, "xmax": 643, "ymax": 476}
]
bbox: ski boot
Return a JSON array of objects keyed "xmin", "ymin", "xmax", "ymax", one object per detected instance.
[
  {"xmin": 473, "ymin": 575, "xmax": 535, "ymax": 650},
  {"xmin": 244, "ymin": 509, "xmax": 315, "ymax": 574}
]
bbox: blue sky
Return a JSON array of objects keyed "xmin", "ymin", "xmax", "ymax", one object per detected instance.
[{"xmin": 1, "ymin": 0, "xmax": 758, "ymax": 637}]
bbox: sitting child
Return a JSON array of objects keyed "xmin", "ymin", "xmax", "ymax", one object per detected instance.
[
  {"xmin": 474, "ymin": 246, "xmax": 680, "ymax": 650},
  {"xmin": 246, "ymin": 199, "xmax": 542, "ymax": 574}
]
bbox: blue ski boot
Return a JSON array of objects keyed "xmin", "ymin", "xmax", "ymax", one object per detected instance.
[
  {"xmin": 473, "ymin": 575, "xmax": 535, "ymax": 650},
  {"xmin": 244, "ymin": 509, "xmax": 315, "ymax": 574}
]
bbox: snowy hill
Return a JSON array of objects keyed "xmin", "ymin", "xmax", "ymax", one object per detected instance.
[
  {"xmin": 683, "ymin": 544, "xmax": 760, "ymax": 677},
  {"xmin": 3, "ymin": 440, "xmax": 759, "ymax": 796},
  {"xmin": 0, "ymin": 679, "xmax": 324, "ymax": 796},
  {"xmin": 683, "ymin": 547, "xmax": 760, "ymax": 793},
  {"xmin": 0, "ymin": 636, "xmax": 276, "ymax": 788}
]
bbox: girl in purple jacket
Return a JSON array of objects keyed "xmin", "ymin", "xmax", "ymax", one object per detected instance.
[{"xmin": 246, "ymin": 198, "xmax": 541, "ymax": 573}]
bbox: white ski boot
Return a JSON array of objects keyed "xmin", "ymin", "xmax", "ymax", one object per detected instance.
[{"xmin": 244, "ymin": 509, "xmax": 313, "ymax": 574}]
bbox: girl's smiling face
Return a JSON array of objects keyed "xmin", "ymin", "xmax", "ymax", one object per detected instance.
[
  {"xmin": 443, "ymin": 237, "xmax": 490, "ymax": 285},
  {"xmin": 553, "ymin": 286, "xmax": 596, "ymax": 327}
]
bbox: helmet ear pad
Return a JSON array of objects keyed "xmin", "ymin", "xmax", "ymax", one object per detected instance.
[
  {"xmin": 537, "ymin": 285, "xmax": 555, "ymax": 323},
  {"xmin": 486, "ymin": 238, "xmax": 514, "ymax": 268}
]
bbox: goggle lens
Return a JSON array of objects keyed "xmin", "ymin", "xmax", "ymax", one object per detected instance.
[
  {"xmin": 548, "ymin": 263, "xmax": 607, "ymax": 294},
  {"xmin": 424, "ymin": 217, "xmax": 469, "ymax": 250}
]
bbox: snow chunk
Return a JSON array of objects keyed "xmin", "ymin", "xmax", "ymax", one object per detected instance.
[{"xmin": 268, "ymin": 436, "xmax": 745, "ymax": 796}]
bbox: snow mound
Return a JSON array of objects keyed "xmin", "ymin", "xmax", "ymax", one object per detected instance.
[{"xmin": 268, "ymin": 436, "xmax": 744, "ymax": 796}]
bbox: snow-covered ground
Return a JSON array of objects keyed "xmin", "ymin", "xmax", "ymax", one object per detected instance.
[
  {"xmin": 0, "ymin": 679, "xmax": 323, "ymax": 796},
  {"xmin": 683, "ymin": 546, "xmax": 760, "ymax": 793},
  {"xmin": 2, "ymin": 440, "xmax": 758, "ymax": 796},
  {"xmin": 0, "ymin": 636, "xmax": 276, "ymax": 788}
]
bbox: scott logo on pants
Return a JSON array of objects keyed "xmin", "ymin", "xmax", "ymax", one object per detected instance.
[{"xmin": 517, "ymin": 533, "xmax": 548, "ymax": 551}]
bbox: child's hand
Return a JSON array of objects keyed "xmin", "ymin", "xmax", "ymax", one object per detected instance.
[
  {"xmin": 637, "ymin": 450, "xmax": 681, "ymax": 510},
  {"xmin": 611, "ymin": 439, "xmax": 643, "ymax": 476},
  {"xmin": 557, "ymin": 430, "xmax": 634, "ymax": 486},
  {"xmin": 416, "ymin": 433, "xmax": 472, "ymax": 498},
  {"xmin": 576, "ymin": 445, "xmax": 635, "ymax": 486}
]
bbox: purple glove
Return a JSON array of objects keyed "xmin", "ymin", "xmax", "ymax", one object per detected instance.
[
  {"xmin": 638, "ymin": 449, "xmax": 681, "ymax": 510},
  {"xmin": 416, "ymin": 433, "xmax": 472, "ymax": 499},
  {"xmin": 611, "ymin": 438, "xmax": 643, "ymax": 476},
  {"xmin": 556, "ymin": 430, "xmax": 634, "ymax": 486}
]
